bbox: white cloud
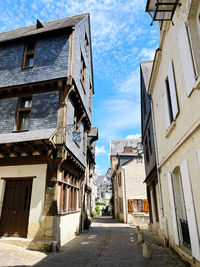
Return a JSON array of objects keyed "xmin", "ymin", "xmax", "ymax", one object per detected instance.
[
  {"xmin": 95, "ymin": 146, "xmax": 106, "ymax": 156},
  {"xmin": 125, "ymin": 134, "xmax": 141, "ymax": 139},
  {"xmin": 140, "ymin": 48, "xmax": 155, "ymax": 60},
  {"xmin": 95, "ymin": 164, "xmax": 107, "ymax": 175}
]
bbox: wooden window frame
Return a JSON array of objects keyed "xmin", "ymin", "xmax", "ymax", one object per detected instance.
[
  {"xmin": 84, "ymin": 33, "xmax": 89, "ymax": 56},
  {"xmin": 58, "ymin": 172, "xmax": 80, "ymax": 215},
  {"xmin": 165, "ymin": 78, "xmax": 174, "ymax": 124},
  {"xmin": 145, "ymin": 137, "xmax": 149, "ymax": 163},
  {"xmin": 80, "ymin": 53, "xmax": 86, "ymax": 93},
  {"xmin": 89, "ymin": 83, "xmax": 93, "ymax": 112},
  {"xmin": 14, "ymin": 96, "xmax": 32, "ymax": 132},
  {"xmin": 22, "ymin": 41, "xmax": 36, "ymax": 70},
  {"xmin": 83, "ymin": 131, "xmax": 86, "ymax": 155},
  {"xmin": 133, "ymin": 199, "xmax": 144, "ymax": 212}
]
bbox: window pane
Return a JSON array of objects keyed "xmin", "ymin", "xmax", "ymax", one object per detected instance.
[
  {"xmin": 20, "ymin": 113, "xmax": 30, "ymax": 130},
  {"xmin": 25, "ymin": 55, "xmax": 34, "ymax": 67}
]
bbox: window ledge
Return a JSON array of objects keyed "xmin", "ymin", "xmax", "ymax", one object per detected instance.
[
  {"xmin": 58, "ymin": 210, "xmax": 81, "ymax": 216},
  {"xmin": 165, "ymin": 120, "xmax": 176, "ymax": 138},
  {"xmin": 21, "ymin": 66, "xmax": 34, "ymax": 70},
  {"xmin": 12, "ymin": 129, "xmax": 29, "ymax": 133}
]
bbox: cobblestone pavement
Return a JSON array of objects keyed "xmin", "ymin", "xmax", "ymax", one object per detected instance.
[
  {"xmin": 35, "ymin": 216, "xmax": 186, "ymax": 267},
  {"xmin": 0, "ymin": 216, "xmax": 186, "ymax": 267}
]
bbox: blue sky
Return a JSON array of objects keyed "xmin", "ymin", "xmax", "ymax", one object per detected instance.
[{"xmin": 0, "ymin": 0, "xmax": 159, "ymax": 174}]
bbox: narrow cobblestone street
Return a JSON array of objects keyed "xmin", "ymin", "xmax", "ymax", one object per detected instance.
[
  {"xmin": 35, "ymin": 216, "xmax": 185, "ymax": 267},
  {"xmin": 0, "ymin": 216, "xmax": 186, "ymax": 267}
]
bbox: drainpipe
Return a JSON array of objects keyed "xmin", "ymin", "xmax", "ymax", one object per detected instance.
[
  {"xmin": 122, "ymin": 167, "xmax": 128, "ymax": 224},
  {"xmin": 150, "ymin": 97, "xmax": 164, "ymax": 218}
]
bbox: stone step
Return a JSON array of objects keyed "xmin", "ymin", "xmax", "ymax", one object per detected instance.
[{"xmin": 0, "ymin": 237, "xmax": 55, "ymax": 251}]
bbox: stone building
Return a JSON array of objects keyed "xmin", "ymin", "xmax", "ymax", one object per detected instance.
[
  {"xmin": 95, "ymin": 174, "xmax": 112, "ymax": 207},
  {"xmin": 110, "ymin": 139, "xmax": 149, "ymax": 227},
  {"xmin": 140, "ymin": 61, "xmax": 162, "ymax": 235},
  {"xmin": 145, "ymin": 0, "xmax": 200, "ymax": 265},
  {"xmin": 0, "ymin": 13, "xmax": 97, "ymax": 250}
]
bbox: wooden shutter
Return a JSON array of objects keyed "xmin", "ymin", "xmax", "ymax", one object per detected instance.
[
  {"xmin": 128, "ymin": 199, "xmax": 133, "ymax": 213},
  {"xmin": 180, "ymin": 160, "xmax": 200, "ymax": 261},
  {"xmin": 163, "ymin": 85, "xmax": 171, "ymax": 129},
  {"xmin": 168, "ymin": 60, "xmax": 178, "ymax": 119},
  {"xmin": 167, "ymin": 172, "xmax": 179, "ymax": 245},
  {"xmin": 143, "ymin": 199, "xmax": 149, "ymax": 213},
  {"xmin": 177, "ymin": 23, "xmax": 196, "ymax": 96}
]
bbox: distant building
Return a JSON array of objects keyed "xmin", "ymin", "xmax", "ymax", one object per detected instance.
[
  {"xmin": 95, "ymin": 174, "xmax": 112, "ymax": 207},
  {"xmin": 110, "ymin": 139, "xmax": 149, "ymax": 227}
]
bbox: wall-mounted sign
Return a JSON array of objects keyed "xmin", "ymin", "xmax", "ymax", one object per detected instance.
[{"xmin": 72, "ymin": 131, "xmax": 81, "ymax": 142}]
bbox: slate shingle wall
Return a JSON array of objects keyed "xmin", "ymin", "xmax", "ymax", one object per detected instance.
[
  {"xmin": 30, "ymin": 91, "xmax": 59, "ymax": 130},
  {"xmin": 0, "ymin": 34, "xmax": 70, "ymax": 88},
  {"xmin": 0, "ymin": 98, "xmax": 18, "ymax": 134},
  {"xmin": 0, "ymin": 91, "xmax": 59, "ymax": 135},
  {"xmin": 73, "ymin": 16, "xmax": 92, "ymax": 123}
]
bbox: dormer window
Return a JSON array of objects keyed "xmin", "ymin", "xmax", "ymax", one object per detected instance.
[
  {"xmin": 84, "ymin": 33, "xmax": 89, "ymax": 55},
  {"xmin": 80, "ymin": 53, "xmax": 86, "ymax": 92},
  {"xmin": 22, "ymin": 41, "xmax": 36, "ymax": 69},
  {"xmin": 15, "ymin": 97, "xmax": 32, "ymax": 131}
]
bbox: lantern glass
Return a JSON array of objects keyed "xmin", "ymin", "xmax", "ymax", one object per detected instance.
[{"xmin": 146, "ymin": 0, "xmax": 180, "ymax": 22}]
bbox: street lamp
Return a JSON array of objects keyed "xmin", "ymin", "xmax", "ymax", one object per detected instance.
[{"xmin": 146, "ymin": 0, "xmax": 182, "ymax": 26}]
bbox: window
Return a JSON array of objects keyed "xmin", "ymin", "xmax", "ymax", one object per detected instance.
[
  {"xmin": 148, "ymin": 128, "xmax": 152, "ymax": 154},
  {"xmin": 165, "ymin": 78, "xmax": 173, "ymax": 124},
  {"xmin": 133, "ymin": 199, "xmax": 143, "ymax": 212},
  {"xmin": 84, "ymin": 33, "xmax": 89, "ymax": 55},
  {"xmin": 80, "ymin": 53, "xmax": 86, "ymax": 92},
  {"xmin": 22, "ymin": 41, "xmax": 36, "ymax": 68},
  {"xmin": 163, "ymin": 60, "xmax": 179, "ymax": 130},
  {"xmin": 145, "ymin": 138, "xmax": 149, "ymax": 163},
  {"xmin": 89, "ymin": 84, "xmax": 93, "ymax": 112},
  {"xmin": 15, "ymin": 97, "xmax": 32, "ymax": 131},
  {"xmin": 83, "ymin": 131, "xmax": 86, "ymax": 154},
  {"xmin": 118, "ymin": 172, "xmax": 122, "ymax": 186},
  {"xmin": 58, "ymin": 172, "xmax": 80, "ymax": 214}
]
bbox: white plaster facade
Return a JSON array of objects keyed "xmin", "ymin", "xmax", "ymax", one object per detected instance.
[{"xmin": 148, "ymin": 0, "xmax": 200, "ymax": 265}]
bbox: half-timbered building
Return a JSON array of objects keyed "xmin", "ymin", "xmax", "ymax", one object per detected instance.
[{"xmin": 0, "ymin": 13, "xmax": 97, "ymax": 250}]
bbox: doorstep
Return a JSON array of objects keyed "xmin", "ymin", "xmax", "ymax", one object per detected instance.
[{"xmin": 0, "ymin": 237, "xmax": 57, "ymax": 251}]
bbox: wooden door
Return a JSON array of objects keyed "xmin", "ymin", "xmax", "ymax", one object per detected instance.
[{"xmin": 0, "ymin": 179, "xmax": 33, "ymax": 237}]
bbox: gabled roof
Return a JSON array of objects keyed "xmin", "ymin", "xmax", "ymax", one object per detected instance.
[
  {"xmin": 140, "ymin": 61, "xmax": 153, "ymax": 92},
  {"xmin": 0, "ymin": 13, "xmax": 88, "ymax": 44},
  {"xmin": 110, "ymin": 139, "xmax": 140, "ymax": 156}
]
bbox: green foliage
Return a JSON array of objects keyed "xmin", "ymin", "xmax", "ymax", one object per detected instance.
[
  {"xmin": 90, "ymin": 211, "xmax": 97, "ymax": 218},
  {"xmin": 95, "ymin": 205, "xmax": 101, "ymax": 215},
  {"xmin": 95, "ymin": 201, "xmax": 106, "ymax": 206}
]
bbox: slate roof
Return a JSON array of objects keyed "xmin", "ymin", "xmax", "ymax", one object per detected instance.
[
  {"xmin": 0, "ymin": 13, "xmax": 88, "ymax": 44},
  {"xmin": 140, "ymin": 61, "xmax": 153, "ymax": 91},
  {"xmin": 110, "ymin": 139, "xmax": 140, "ymax": 156},
  {"xmin": 0, "ymin": 128, "xmax": 56, "ymax": 144}
]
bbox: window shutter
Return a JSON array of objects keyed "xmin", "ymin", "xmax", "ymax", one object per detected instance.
[
  {"xmin": 168, "ymin": 61, "xmax": 178, "ymax": 119},
  {"xmin": 163, "ymin": 85, "xmax": 171, "ymax": 129},
  {"xmin": 177, "ymin": 23, "xmax": 196, "ymax": 96},
  {"xmin": 180, "ymin": 160, "xmax": 200, "ymax": 261},
  {"xmin": 167, "ymin": 172, "xmax": 179, "ymax": 245},
  {"xmin": 143, "ymin": 199, "xmax": 149, "ymax": 212},
  {"xmin": 128, "ymin": 199, "xmax": 133, "ymax": 213}
]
